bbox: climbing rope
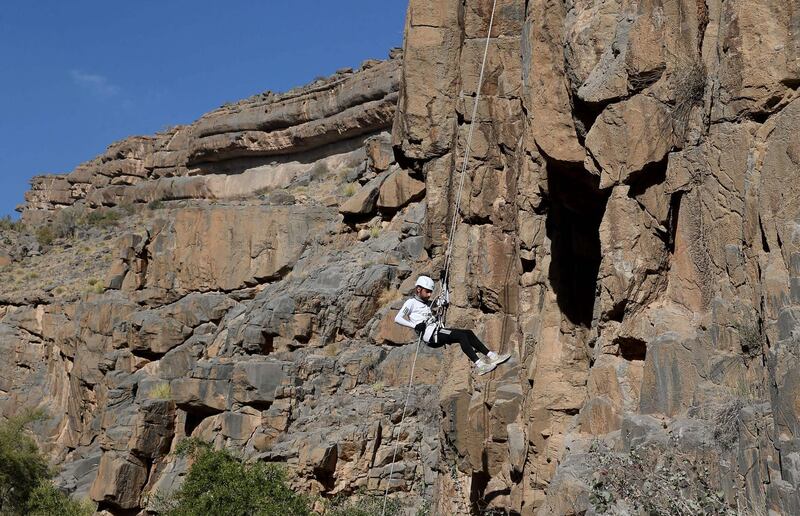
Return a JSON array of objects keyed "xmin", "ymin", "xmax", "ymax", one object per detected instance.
[
  {"xmin": 380, "ymin": 332, "xmax": 423, "ymax": 514},
  {"xmin": 440, "ymin": 0, "xmax": 498, "ymax": 297},
  {"xmin": 380, "ymin": 2, "xmax": 498, "ymax": 514}
]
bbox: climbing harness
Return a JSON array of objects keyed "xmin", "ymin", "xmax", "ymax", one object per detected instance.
[{"xmin": 380, "ymin": 1, "xmax": 498, "ymax": 514}]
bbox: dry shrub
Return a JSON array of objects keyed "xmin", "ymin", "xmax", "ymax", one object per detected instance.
[
  {"xmin": 587, "ymin": 439, "xmax": 733, "ymax": 515},
  {"xmin": 734, "ymin": 320, "xmax": 763, "ymax": 358},
  {"xmin": 711, "ymin": 398, "xmax": 745, "ymax": 451},
  {"xmin": 667, "ymin": 51, "xmax": 707, "ymax": 139},
  {"xmin": 150, "ymin": 383, "xmax": 172, "ymax": 400}
]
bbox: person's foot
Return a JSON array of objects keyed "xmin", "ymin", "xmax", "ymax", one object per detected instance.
[
  {"xmin": 475, "ymin": 357, "xmax": 497, "ymax": 375},
  {"xmin": 487, "ymin": 351, "xmax": 511, "ymax": 366}
]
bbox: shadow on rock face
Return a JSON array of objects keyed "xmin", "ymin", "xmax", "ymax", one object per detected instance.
[{"xmin": 545, "ymin": 159, "xmax": 609, "ymax": 327}]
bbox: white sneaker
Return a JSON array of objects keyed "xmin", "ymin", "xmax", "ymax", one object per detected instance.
[
  {"xmin": 475, "ymin": 357, "xmax": 497, "ymax": 375},
  {"xmin": 487, "ymin": 351, "xmax": 511, "ymax": 366}
]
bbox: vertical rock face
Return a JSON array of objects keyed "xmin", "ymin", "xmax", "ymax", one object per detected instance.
[
  {"xmin": 390, "ymin": 0, "xmax": 799, "ymax": 514},
  {"xmin": 2, "ymin": 1, "xmax": 800, "ymax": 515}
]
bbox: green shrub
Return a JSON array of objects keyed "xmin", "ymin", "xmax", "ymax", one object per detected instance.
[
  {"xmin": 342, "ymin": 183, "xmax": 358, "ymax": 197},
  {"xmin": 326, "ymin": 491, "xmax": 402, "ymax": 516},
  {"xmin": 150, "ymin": 383, "xmax": 172, "ymax": 400},
  {"xmin": 26, "ymin": 482, "xmax": 93, "ymax": 516},
  {"xmin": 33, "ymin": 207, "xmax": 83, "ymax": 246},
  {"xmin": 0, "ymin": 411, "xmax": 50, "ymax": 513},
  {"xmin": 82, "ymin": 208, "xmax": 121, "ymax": 228},
  {"xmin": 155, "ymin": 439, "xmax": 312, "ymax": 516},
  {"xmin": 35, "ymin": 226, "xmax": 55, "ymax": 247},
  {"xmin": 0, "ymin": 410, "xmax": 91, "ymax": 515},
  {"xmin": 148, "ymin": 200, "xmax": 164, "ymax": 210}
]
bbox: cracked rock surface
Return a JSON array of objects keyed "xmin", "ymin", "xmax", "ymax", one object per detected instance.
[{"xmin": 2, "ymin": 1, "xmax": 800, "ymax": 514}]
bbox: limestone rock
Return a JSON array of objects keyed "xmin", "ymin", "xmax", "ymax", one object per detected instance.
[
  {"xmin": 524, "ymin": 0, "xmax": 585, "ymax": 163},
  {"xmin": 585, "ymin": 94, "xmax": 674, "ymax": 188},
  {"xmin": 142, "ymin": 205, "xmax": 330, "ymax": 292},
  {"xmin": 339, "ymin": 172, "xmax": 388, "ymax": 216},
  {"xmin": 377, "ymin": 168, "xmax": 425, "ymax": 210},
  {"xmin": 89, "ymin": 452, "xmax": 148, "ymax": 509}
]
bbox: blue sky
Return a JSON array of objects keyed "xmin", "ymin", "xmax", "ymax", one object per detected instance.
[{"xmin": 0, "ymin": 1, "xmax": 408, "ymax": 217}]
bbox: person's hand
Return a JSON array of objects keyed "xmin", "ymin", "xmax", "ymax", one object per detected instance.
[{"xmin": 414, "ymin": 322, "xmax": 426, "ymax": 333}]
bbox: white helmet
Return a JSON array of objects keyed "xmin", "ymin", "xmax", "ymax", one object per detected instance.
[{"xmin": 415, "ymin": 275, "xmax": 435, "ymax": 291}]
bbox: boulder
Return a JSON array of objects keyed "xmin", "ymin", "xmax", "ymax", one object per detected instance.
[
  {"xmin": 377, "ymin": 168, "xmax": 425, "ymax": 210},
  {"xmin": 339, "ymin": 171, "xmax": 390, "ymax": 216},
  {"xmin": 89, "ymin": 452, "xmax": 148, "ymax": 509},
  {"xmin": 585, "ymin": 95, "xmax": 674, "ymax": 188}
]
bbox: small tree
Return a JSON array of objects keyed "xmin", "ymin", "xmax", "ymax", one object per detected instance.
[
  {"xmin": 156, "ymin": 439, "xmax": 312, "ymax": 516},
  {"xmin": 0, "ymin": 411, "xmax": 51, "ymax": 513},
  {"xmin": 0, "ymin": 410, "xmax": 91, "ymax": 515}
]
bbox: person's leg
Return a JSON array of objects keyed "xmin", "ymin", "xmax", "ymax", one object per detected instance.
[
  {"xmin": 437, "ymin": 329, "xmax": 480, "ymax": 362},
  {"xmin": 463, "ymin": 329, "xmax": 491, "ymax": 356}
]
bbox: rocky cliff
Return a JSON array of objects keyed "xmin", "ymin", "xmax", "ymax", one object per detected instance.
[{"xmin": 3, "ymin": 0, "xmax": 800, "ymax": 514}]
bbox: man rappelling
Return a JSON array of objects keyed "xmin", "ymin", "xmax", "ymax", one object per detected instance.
[{"xmin": 394, "ymin": 275, "xmax": 511, "ymax": 375}]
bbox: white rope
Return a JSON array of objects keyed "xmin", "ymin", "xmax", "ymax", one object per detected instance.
[
  {"xmin": 381, "ymin": 333, "xmax": 423, "ymax": 515},
  {"xmin": 380, "ymin": 3, "xmax": 498, "ymax": 514},
  {"xmin": 441, "ymin": 0, "xmax": 498, "ymax": 293}
]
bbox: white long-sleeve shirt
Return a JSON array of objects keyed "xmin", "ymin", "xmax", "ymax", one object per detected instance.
[{"xmin": 395, "ymin": 297, "xmax": 437, "ymax": 342}]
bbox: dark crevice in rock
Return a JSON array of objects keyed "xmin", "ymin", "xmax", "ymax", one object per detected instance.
[
  {"xmin": 544, "ymin": 158, "xmax": 608, "ymax": 327},
  {"xmin": 666, "ymin": 192, "xmax": 682, "ymax": 254},
  {"xmin": 244, "ymin": 400, "xmax": 273, "ymax": 412},
  {"xmin": 697, "ymin": 0, "xmax": 710, "ymax": 53},
  {"xmin": 392, "ymin": 148, "xmax": 430, "ymax": 175},
  {"xmin": 572, "ymin": 97, "xmax": 607, "ymax": 144},
  {"xmin": 782, "ymin": 78, "xmax": 800, "ymax": 90},
  {"xmin": 137, "ymin": 247, "xmax": 150, "ymax": 289},
  {"xmin": 606, "ymin": 298, "xmax": 627, "ymax": 323},
  {"xmin": 470, "ymin": 469, "xmax": 491, "ymax": 513},
  {"xmin": 96, "ymin": 501, "xmax": 138, "ymax": 516},
  {"xmin": 618, "ymin": 337, "xmax": 647, "ymax": 361},
  {"xmin": 626, "ymin": 153, "xmax": 669, "ymax": 194},
  {"xmin": 552, "ymin": 407, "xmax": 580, "ymax": 416},
  {"xmin": 257, "ymin": 332, "xmax": 275, "ymax": 355},
  {"xmin": 749, "ymin": 110, "xmax": 772, "ymax": 124},
  {"xmin": 183, "ymin": 407, "xmax": 222, "ymax": 437},
  {"xmin": 759, "ymin": 216, "xmax": 771, "ymax": 253},
  {"xmin": 312, "ymin": 447, "xmax": 338, "ymax": 491},
  {"xmin": 130, "ymin": 348, "xmax": 166, "ymax": 362},
  {"xmin": 521, "ymin": 255, "xmax": 536, "ymax": 273}
]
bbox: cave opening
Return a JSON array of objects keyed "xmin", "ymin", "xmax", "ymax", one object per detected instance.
[
  {"xmin": 183, "ymin": 407, "xmax": 222, "ymax": 437},
  {"xmin": 618, "ymin": 336, "xmax": 648, "ymax": 361},
  {"xmin": 545, "ymin": 159, "xmax": 609, "ymax": 328}
]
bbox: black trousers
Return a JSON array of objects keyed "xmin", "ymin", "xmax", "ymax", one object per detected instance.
[{"xmin": 428, "ymin": 328, "xmax": 490, "ymax": 363}]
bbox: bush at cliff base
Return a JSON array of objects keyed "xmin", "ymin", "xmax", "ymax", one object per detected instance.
[
  {"xmin": 0, "ymin": 410, "xmax": 93, "ymax": 516},
  {"xmin": 157, "ymin": 439, "xmax": 313, "ymax": 516},
  {"xmin": 158, "ymin": 439, "xmax": 409, "ymax": 516}
]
